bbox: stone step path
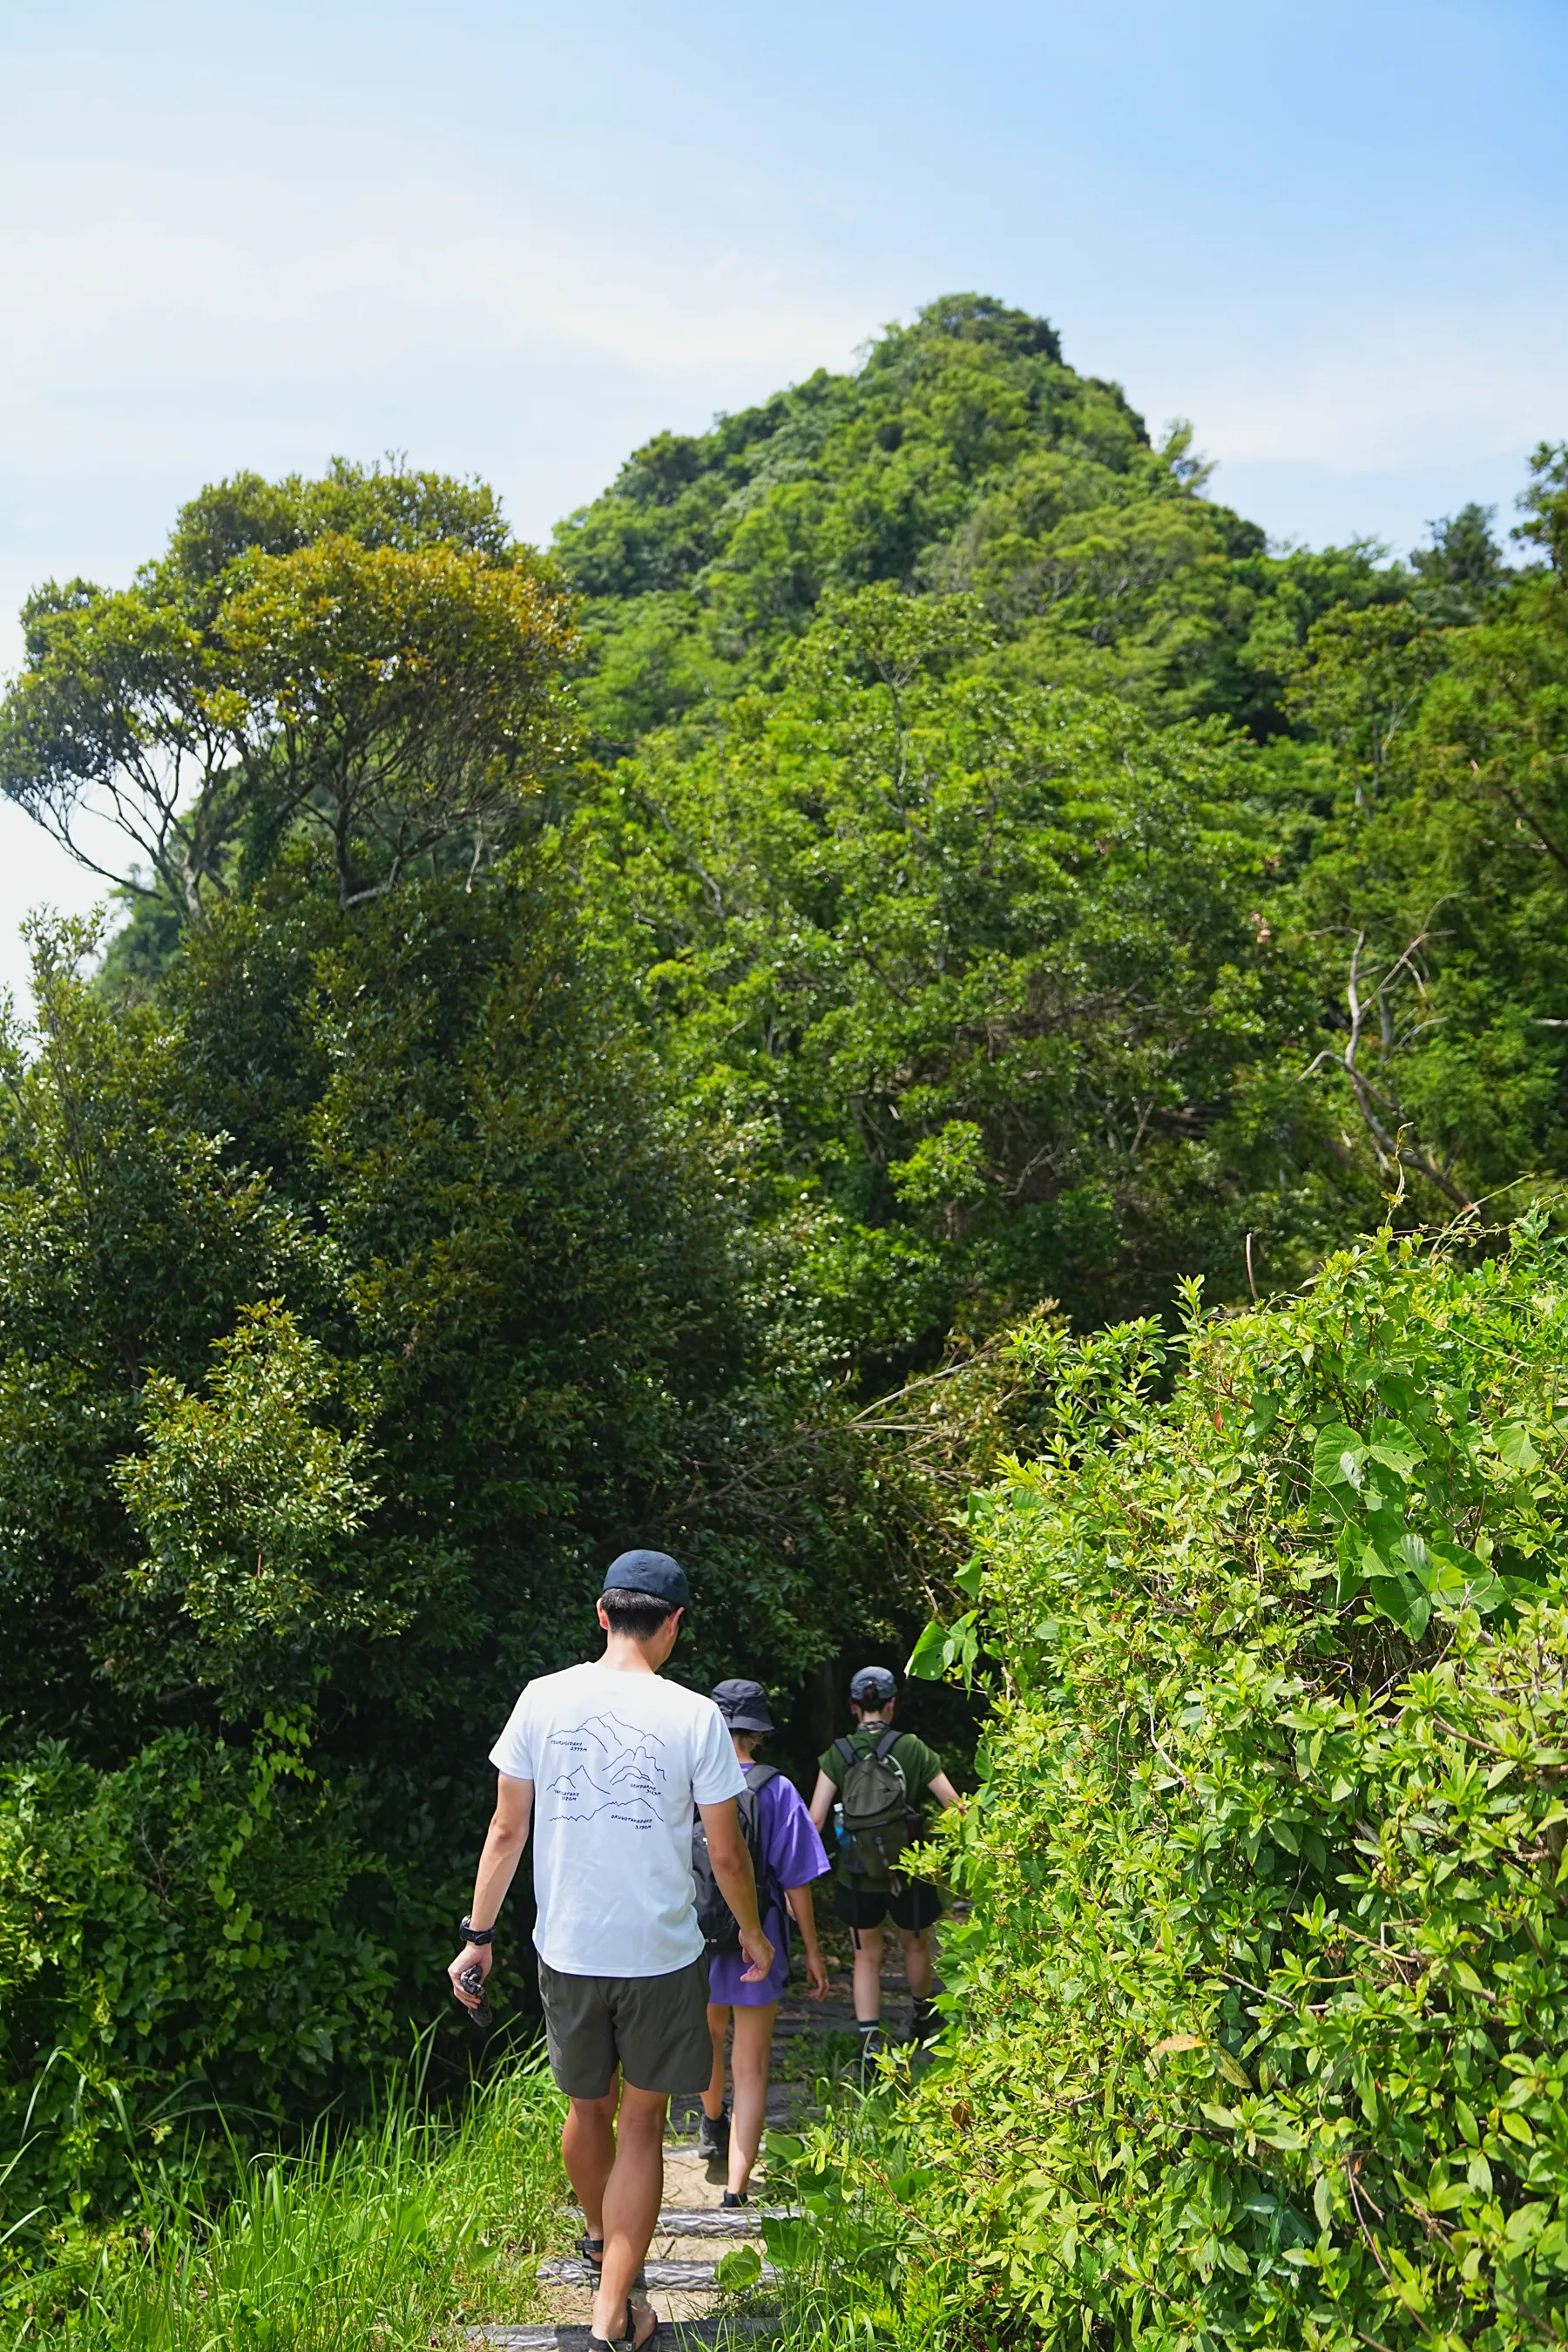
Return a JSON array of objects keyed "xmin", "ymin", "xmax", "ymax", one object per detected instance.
[
  {"xmin": 645, "ymin": 2207, "xmax": 790, "ymax": 2237},
  {"xmin": 538, "ymin": 2257, "xmax": 780, "ymax": 2288},
  {"xmin": 472, "ymin": 2145, "xmax": 779, "ymax": 2348},
  {"xmin": 471, "ymin": 1916, "xmax": 938, "ymax": 2349},
  {"xmin": 565, "ymin": 2201, "xmax": 792, "ymax": 2239},
  {"xmin": 474, "ymin": 2327, "xmax": 775, "ymax": 2350}
]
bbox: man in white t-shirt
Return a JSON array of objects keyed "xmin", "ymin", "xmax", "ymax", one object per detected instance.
[{"xmin": 449, "ymin": 1550, "xmax": 773, "ymax": 2352}]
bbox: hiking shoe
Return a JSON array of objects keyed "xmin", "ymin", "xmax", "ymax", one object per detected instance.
[
  {"xmin": 720, "ymin": 2189, "xmax": 748, "ymax": 2207},
  {"xmin": 909, "ymin": 1999, "xmax": 941, "ymax": 2045},
  {"xmin": 697, "ymin": 2105, "xmax": 730, "ymax": 2159}
]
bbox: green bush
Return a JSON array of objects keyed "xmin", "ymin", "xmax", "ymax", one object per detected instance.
[
  {"xmin": 0, "ymin": 1720, "xmax": 398, "ymax": 2243},
  {"xmin": 844, "ymin": 1219, "xmax": 1568, "ymax": 2347}
]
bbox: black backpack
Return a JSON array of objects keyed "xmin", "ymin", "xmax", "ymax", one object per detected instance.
[
  {"xmin": 693, "ymin": 1765, "xmax": 780, "ymax": 1955},
  {"xmin": 835, "ymin": 1729, "xmax": 922, "ymax": 1882}
]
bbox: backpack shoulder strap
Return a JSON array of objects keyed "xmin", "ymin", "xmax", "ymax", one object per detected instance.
[
  {"xmin": 874, "ymin": 1728, "xmax": 903, "ymax": 1762},
  {"xmin": 747, "ymin": 1764, "xmax": 781, "ymax": 1793},
  {"xmin": 834, "ymin": 1735, "xmax": 857, "ymax": 1770}
]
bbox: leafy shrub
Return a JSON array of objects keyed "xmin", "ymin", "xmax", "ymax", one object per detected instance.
[
  {"xmin": 848, "ymin": 1219, "xmax": 1568, "ymax": 2347},
  {"xmin": 0, "ymin": 1719, "xmax": 398, "ymax": 2247}
]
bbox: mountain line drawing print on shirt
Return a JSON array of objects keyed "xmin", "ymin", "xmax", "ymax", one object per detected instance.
[{"xmin": 545, "ymin": 1713, "xmax": 669, "ymax": 1824}]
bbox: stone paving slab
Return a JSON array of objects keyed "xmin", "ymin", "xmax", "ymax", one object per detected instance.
[
  {"xmin": 539, "ymin": 2258, "xmax": 779, "ymax": 2288},
  {"xmin": 471, "ymin": 2323, "xmax": 775, "ymax": 2349},
  {"xmin": 576, "ymin": 2207, "xmax": 791, "ymax": 2237}
]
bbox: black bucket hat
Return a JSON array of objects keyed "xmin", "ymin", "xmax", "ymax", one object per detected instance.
[{"xmin": 711, "ymin": 1677, "xmax": 774, "ymax": 1733}]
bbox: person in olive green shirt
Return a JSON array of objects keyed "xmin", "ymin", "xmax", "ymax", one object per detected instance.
[{"xmin": 808, "ymin": 1666, "xmax": 961, "ymax": 2049}]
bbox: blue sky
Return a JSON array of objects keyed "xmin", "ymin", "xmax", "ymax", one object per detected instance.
[{"xmin": 0, "ymin": 0, "xmax": 1564, "ymax": 998}]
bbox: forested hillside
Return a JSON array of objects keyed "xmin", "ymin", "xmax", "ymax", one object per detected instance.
[
  {"xmin": 557, "ymin": 292, "xmax": 1398, "ymax": 745},
  {"xmin": 558, "ymin": 294, "xmax": 1568, "ymax": 1357},
  {"xmin": 0, "ymin": 292, "xmax": 1565, "ymax": 2285}
]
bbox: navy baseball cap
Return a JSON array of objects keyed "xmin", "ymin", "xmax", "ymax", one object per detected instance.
[
  {"xmin": 600, "ymin": 1549, "xmax": 690, "ymax": 1611},
  {"xmin": 712, "ymin": 1678, "xmax": 774, "ymax": 1732},
  {"xmin": 849, "ymin": 1665, "xmax": 897, "ymax": 1704}
]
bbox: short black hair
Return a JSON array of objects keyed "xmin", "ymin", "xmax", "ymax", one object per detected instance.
[{"xmin": 599, "ymin": 1587, "xmax": 681, "ymax": 1639}]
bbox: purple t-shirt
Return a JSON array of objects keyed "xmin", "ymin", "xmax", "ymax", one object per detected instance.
[{"xmin": 707, "ymin": 1762, "xmax": 830, "ymax": 2006}]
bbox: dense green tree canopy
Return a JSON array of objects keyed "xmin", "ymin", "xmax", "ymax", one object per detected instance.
[
  {"xmin": 571, "ymin": 585, "xmax": 1361, "ymax": 1351},
  {"xmin": 0, "ymin": 461, "xmax": 576, "ymax": 923},
  {"xmin": 555, "ymin": 293, "xmax": 1403, "ymax": 747},
  {"xmin": 2, "ymin": 310, "xmax": 1565, "ymax": 2263},
  {"xmin": 1285, "ymin": 445, "xmax": 1568, "ymax": 1213},
  {"xmin": 0, "ymin": 875, "xmax": 890, "ymax": 1757}
]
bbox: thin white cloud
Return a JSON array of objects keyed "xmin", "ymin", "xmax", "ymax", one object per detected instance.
[{"xmin": 1174, "ymin": 312, "xmax": 1568, "ymax": 473}]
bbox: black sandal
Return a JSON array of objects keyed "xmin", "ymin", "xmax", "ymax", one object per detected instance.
[
  {"xmin": 578, "ymin": 2229, "xmax": 605, "ymax": 2271},
  {"xmin": 586, "ymin": 2298, "xmax": 659, "ymax": 2352}
]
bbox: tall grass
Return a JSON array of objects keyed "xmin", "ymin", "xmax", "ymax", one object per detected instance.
[
  {"xmin": 3, "ymin": 2053, "xmax": 565, "ymax": 2350},
  {"xmin": 760, "ymin": 2076, "xmax": 929, "ymax": 2352}
]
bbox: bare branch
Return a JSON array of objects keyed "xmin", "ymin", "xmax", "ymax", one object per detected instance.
[{"xmin": 1301, "ymin": 930, "xmax": 1477, "ymax": 1211}]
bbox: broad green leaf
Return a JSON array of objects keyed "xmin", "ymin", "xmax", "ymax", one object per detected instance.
[
  {"xmin": 1360, "ymin": 1538, "xmax": 1389, "ymax": 1581},
  {"xmin": 1392, "ymin": 1531, "xmax": 1432, "ymax": 1580},
  {"xmin": 759, "ymin": 2218, "xmax": 810, "ymax": 2265},
  {"xmin": 1245, "ymin": 1394, "xmax": 1279, "ymax": 1440},
  {"xmin": 1313, "ymin": 1423, "xmax": 1366, "ymax": 1490},
  {"xmin": 1504, "ymin": 2200, "xmax": 1551, "ymax": 2247},
  {"xmin": 1367, "ymin": 1422, "xmax": 1423, "ymax": 1479},
  {"xmin": 943, "ymin": 1610, "xmax": 981, "ymax": 1680},
  {"xmin": 1369, "ymin": 1575, "xmax": 1430, "ymax": 1639},
  {"xmin": 714, "ymin": 2246, "xmax": 762, "ymax": 2292},
  {"xmin": 1250, "ymin": 2117, "xmax": 1316, "ymax": 2154},
  {"xmin": 906, "ymin": 1619, "xmax": 949, "ymax": 1680},
  {"xmin": 1495, "ymin": 1422, "xmax": 1540, "ymax": 1471}
]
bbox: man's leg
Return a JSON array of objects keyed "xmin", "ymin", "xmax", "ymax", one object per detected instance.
[
  {"xmin": 562, "ymin": 2080, "xmax": 619, "ymax": 2247},
  {"xmin": 699, "ymin": 2002, "xmax": 732, "ymax": 2159},
  {"xmin": 701, "ymin": 2002, "xmax": 729, "ymax": 2119},
  {"xmin": 592, "ymin": 2081, "xmax": 667, "ymax": 2348},
  {"xmin": 851, "ymin": 1922, "xmax": 885, "ymax": 2024},
  {"xmin": 727, "ymin": 2003, "xmax": 777, "ymax": 2198},
  {"xmin": 898, "ymin": 1925, "xmax": 934, "ymax": 2004}
]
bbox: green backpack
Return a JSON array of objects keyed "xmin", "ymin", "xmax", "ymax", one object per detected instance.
[{"xmin": 835, "ymin": 1729, "xmax": 922, "ymax": 1882}]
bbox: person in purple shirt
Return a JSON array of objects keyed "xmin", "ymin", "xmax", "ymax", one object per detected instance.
[{"xmin": 698, "ymin": 1679, "xmax": 830, "ymax": 2203}]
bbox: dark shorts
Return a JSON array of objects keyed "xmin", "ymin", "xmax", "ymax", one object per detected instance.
[
  {"xmin": 536, "ymin": 1953, "xmax": 713, "ymax": 2099},
  {"xmin": 832, "ymin": 1876, "xmax": 944, "ymax": 1934}
]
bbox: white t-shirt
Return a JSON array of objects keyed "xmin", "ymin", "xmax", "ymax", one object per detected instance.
[{"xmin": 490, "ymin": 1661, "xmax": 746, "ymax": 1977}]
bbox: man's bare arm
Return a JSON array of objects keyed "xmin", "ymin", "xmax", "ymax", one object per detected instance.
[
  {"xmin": 448, "ymin": 1773, "xmax": 533, "ymax": 2009},
  {"xmin": 927, "ymin": 1770, "xmax": 963, "ymax": 1810},
  {"xmin": 699, "ymin": 1797, "xmax": 774, "ymax": 1984},
  {"xmin": 808, "ymin": 1769, "xmax": 837, "ymax": 1830}
]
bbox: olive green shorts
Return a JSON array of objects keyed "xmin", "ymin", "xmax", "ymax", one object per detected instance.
[{"xmin": 536, "ymin": 1952, "xmax": 713, "ymax": 2099}]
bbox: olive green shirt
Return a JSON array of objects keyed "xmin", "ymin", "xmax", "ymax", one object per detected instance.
[{"xmin": 818, "ymin": 1726, "xmax": 943, "ymax": 1888}]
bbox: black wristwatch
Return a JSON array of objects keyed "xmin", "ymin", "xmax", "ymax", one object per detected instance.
[{"xmin": 461, "ymin": 1917, "xmax": 495, "ymax": 1946}]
